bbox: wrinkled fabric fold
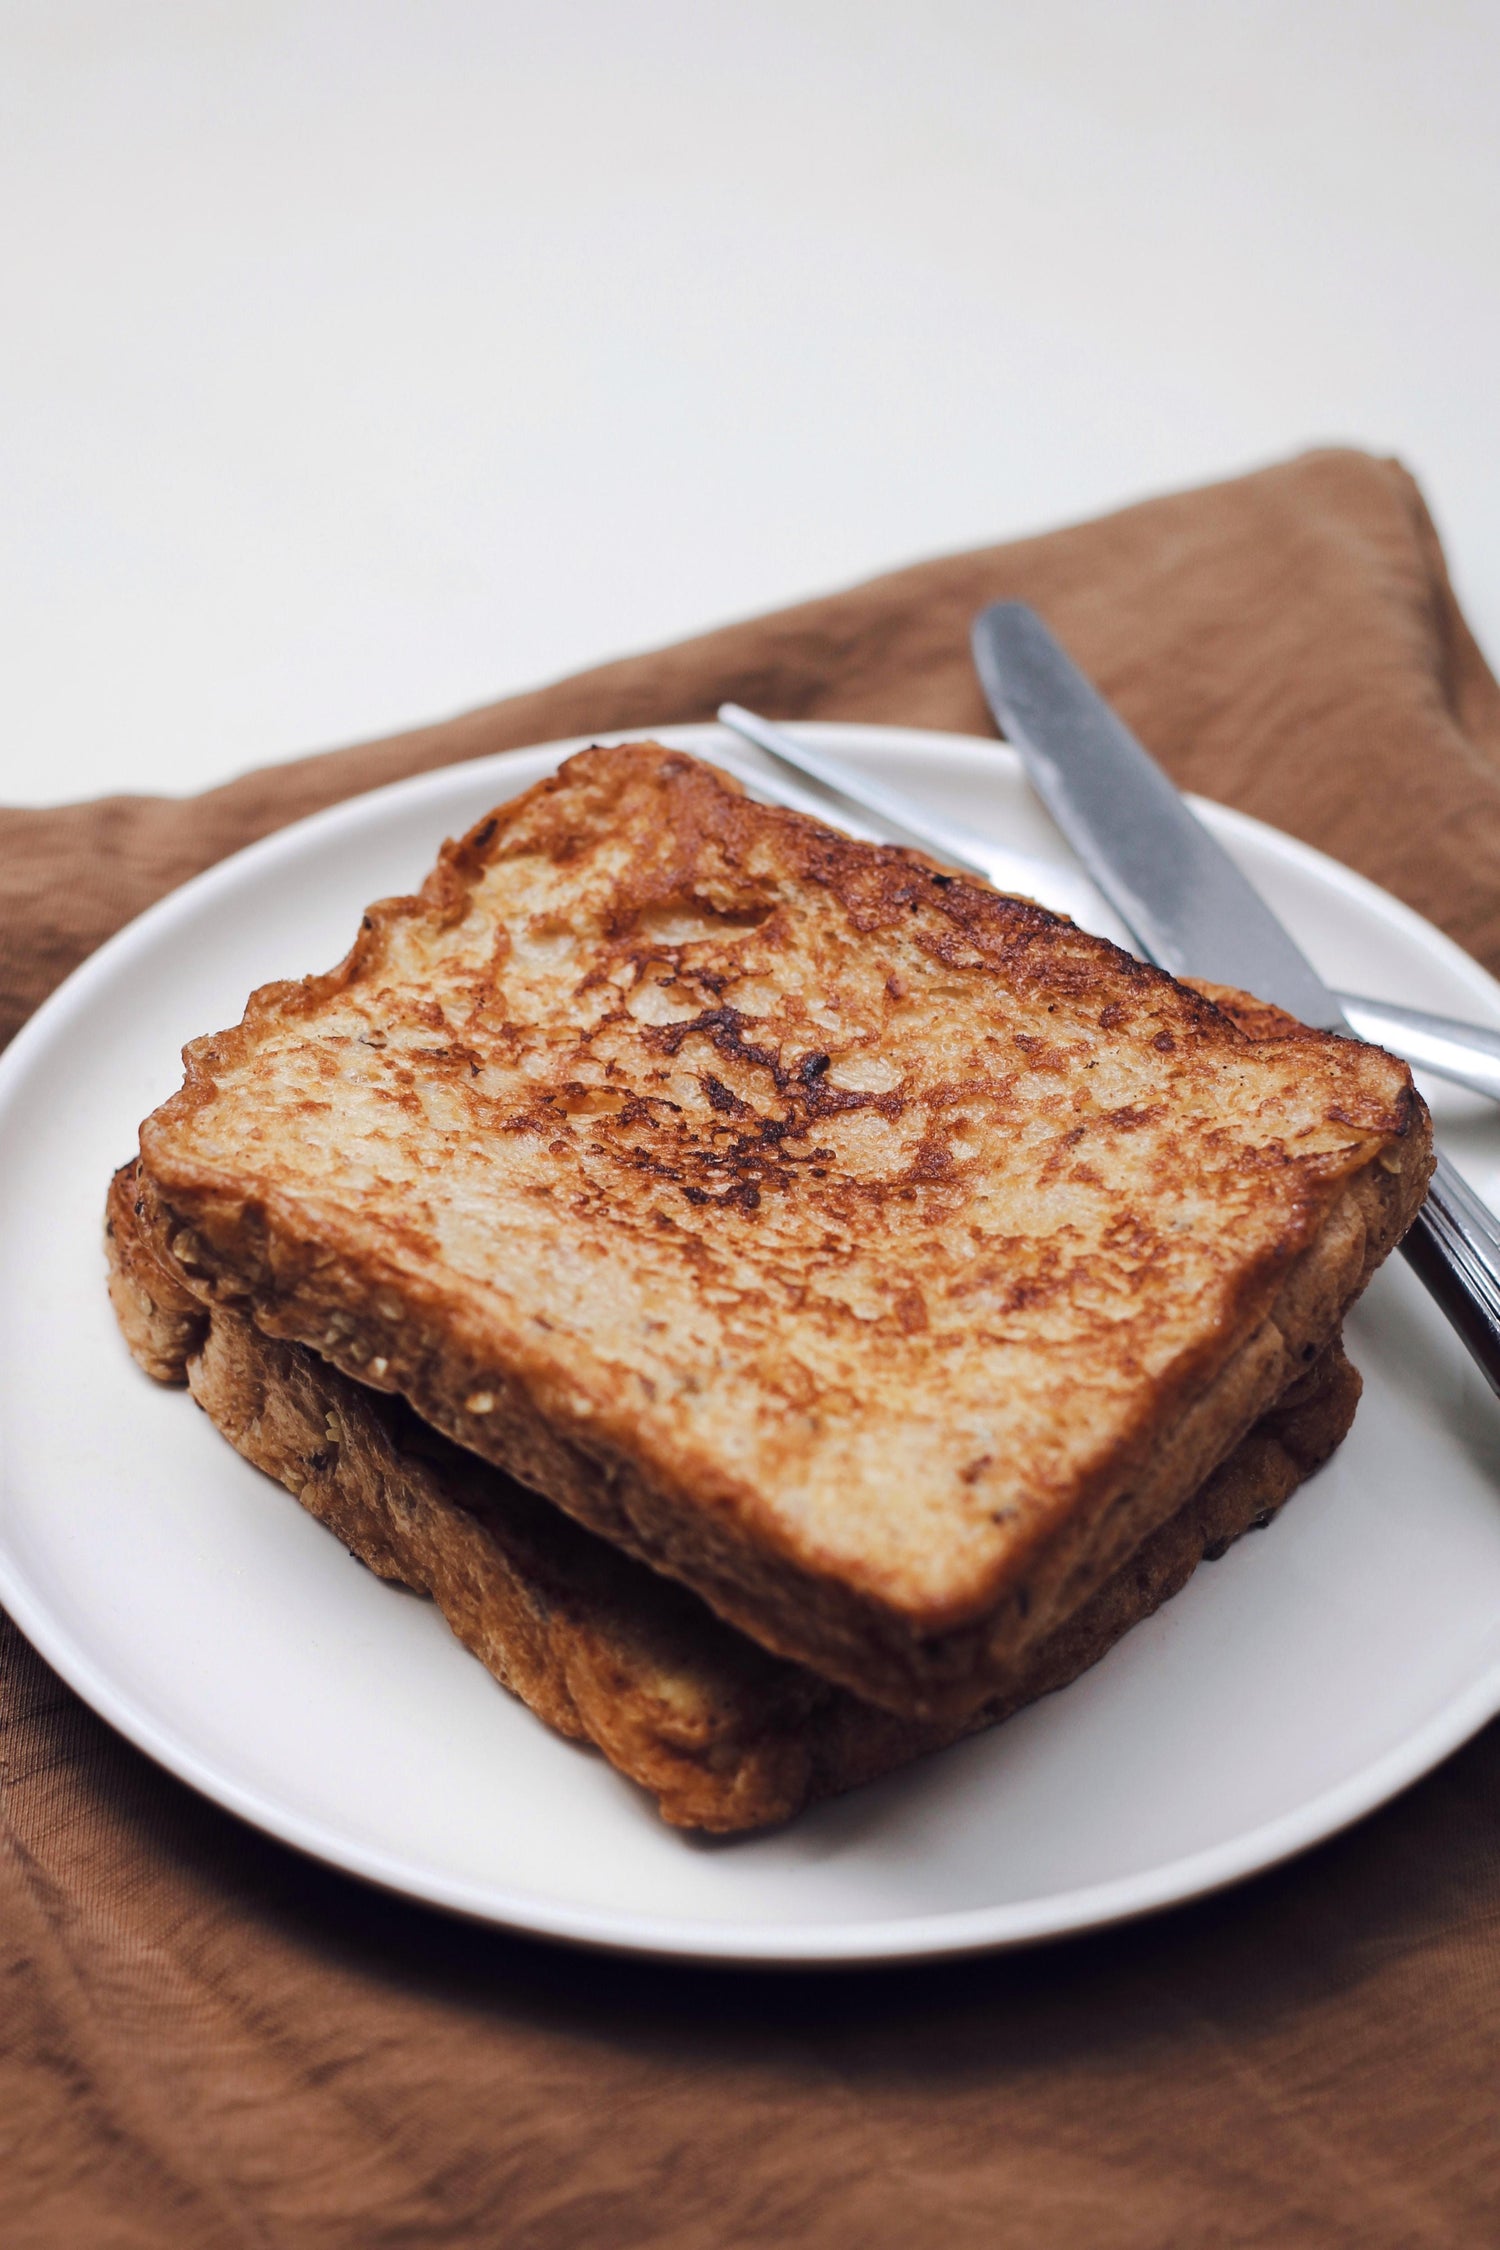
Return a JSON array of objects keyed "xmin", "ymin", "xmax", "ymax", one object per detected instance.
[{"xmin": 2, "ymin": 447, "xmax": 1498, "ymax": 2247}]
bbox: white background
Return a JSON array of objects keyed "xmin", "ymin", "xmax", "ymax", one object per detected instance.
[{"xmin": 5, "ymin": 0, "xmax": 1498, "ymax": 808}]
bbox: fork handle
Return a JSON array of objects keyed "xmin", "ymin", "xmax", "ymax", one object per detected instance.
[
  {"xmin": 1401, "ymin": 1149, "xmax": 1500, "ymax": 1396},
  {"xmin": 1336, "ymin": 993, "xmax": 1500, "ymax": 1103}
]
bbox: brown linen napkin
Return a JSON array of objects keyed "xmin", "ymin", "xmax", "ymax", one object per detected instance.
[{"xmin": 3, "ymin": 447, "xmax": 1498, "ymax": 2247}]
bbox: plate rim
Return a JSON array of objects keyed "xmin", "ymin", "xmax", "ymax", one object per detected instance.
[{"xmin": 3, "ymin": 719, "xmax": 1499, "ymax": 1967}]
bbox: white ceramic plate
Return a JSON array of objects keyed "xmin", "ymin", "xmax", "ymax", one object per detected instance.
[{"xmin": 3, "ymin": 724, "xmax": 1500, "ymax": 1967}]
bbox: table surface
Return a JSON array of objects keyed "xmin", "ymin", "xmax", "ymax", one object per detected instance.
[{"xmin": 6, "ymin": 0, "xmax": 1498, "ymax": 809}]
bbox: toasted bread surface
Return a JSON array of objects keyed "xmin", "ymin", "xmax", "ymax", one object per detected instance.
[
  {"xmin": 107, "ymin": 1162, "xmax": 1361, "ymax": 1832},
  {"xmin": 134, "ymin": 745, "xmax": 1429, "ymax": 1714}
]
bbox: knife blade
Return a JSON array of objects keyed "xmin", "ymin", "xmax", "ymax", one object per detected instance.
[
  {"xmin": 970, "ymin": 604, "xmax": 1347, "ymax": 1029},
  {"xmin": 968, "ymin": 600, "xmax": 1500, "ymax": 1396}
]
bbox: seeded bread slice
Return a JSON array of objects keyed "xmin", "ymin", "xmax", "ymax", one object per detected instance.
[
  {"xmin": 133, "ymin": 747, "xmax": 1428, "ymax": 1717},
  {"xmin": 108, "ymin": 1161, "xmax": 1361, "ymax": 1833}
]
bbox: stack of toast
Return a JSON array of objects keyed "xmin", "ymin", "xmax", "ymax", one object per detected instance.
[{"xmin": 107, "ymin": 745, "xmax": 1433, "ymax": 1831}]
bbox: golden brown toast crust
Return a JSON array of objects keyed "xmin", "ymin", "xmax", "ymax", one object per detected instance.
[
  {"xmin": 133, "ymin": 745, "xmax": 1430, "ymax": 1717},
  {"xmin": 106, "ymin": 1162, "xmax": 1361, "ymax": 1832}
]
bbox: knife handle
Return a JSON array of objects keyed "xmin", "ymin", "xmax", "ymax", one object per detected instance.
[{"xmin": 1401, "ymin": 1149, "xmax": 1500, "ymax": 1397}]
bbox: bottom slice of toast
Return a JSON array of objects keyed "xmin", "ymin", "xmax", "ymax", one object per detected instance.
[{"xmin": 107, "ymin": 1161, "xmax": 1360, "ymax": 1833}]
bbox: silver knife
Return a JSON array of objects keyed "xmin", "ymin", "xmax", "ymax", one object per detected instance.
[
  {"xmin": 715, "ymin": 703, "xmax": 1500, "ymax": 1103},
  {"xmin": 968, "ymin": 601, "xmax": 1500, "ymax": 1397}
]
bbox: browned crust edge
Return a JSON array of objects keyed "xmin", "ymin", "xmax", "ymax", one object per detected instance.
[
  {"xmin": 130, "ymin": 747, "xmax": 1432, "ymax": 1720},
  {"xmin": 108, "ymin": 1161, "xmax": 1360, "ymax": 1832},
  {"xmin": 131, "ymin": 1143, "xmax": 1422, "ymax": 1726}
]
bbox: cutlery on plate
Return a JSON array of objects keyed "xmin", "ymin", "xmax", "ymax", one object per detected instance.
[
  {"xmin": 966, "ymin": 602, "xmax": 1500, "ymax": 1396},
  {"xmin": 718, "ymin": 658, "xmax": 1500, "ymax": 1395},
  {"xmin": 714, "ymin": 702, "xmax": 1500, "ymax": 1107}
]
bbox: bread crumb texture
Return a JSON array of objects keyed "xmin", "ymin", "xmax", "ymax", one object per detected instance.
[{"xmin": 134, "ymin": 747, "xmax": 1430, "ymax": 1713}]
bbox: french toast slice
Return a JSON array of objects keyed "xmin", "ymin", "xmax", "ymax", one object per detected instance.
[
  {"xmin": 107, "ymin": 1161, "xmax": 1361, "ymax": 1833},
  {"xmin": 133, "ymin": 744, "xmax": 1430, "ymax": 1719}
]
